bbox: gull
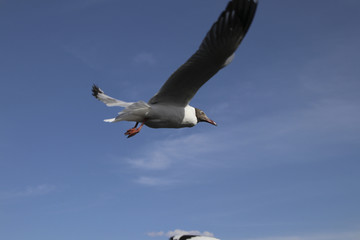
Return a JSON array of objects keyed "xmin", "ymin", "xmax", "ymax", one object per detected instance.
[
  {"xmin": 92, "ymin": 0, "xmax": 258, "ymax": 138},
  {"xmin": 169, "ymin": 235, "xmax": 220, "ymax": 240}
]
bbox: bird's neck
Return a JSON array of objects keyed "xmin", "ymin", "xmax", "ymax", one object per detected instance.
[{"xmin": 181, "ymin": 105, "xmax": 197, "ymax": 126}]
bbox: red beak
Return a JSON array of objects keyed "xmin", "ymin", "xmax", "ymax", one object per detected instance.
[{"xmin": 206, "ymin": 118, "xmax": 217, "ymax": 126}]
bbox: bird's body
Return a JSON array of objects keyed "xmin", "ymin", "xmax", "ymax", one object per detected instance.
[
  {"xmin": 145, "ymin": 104, "xmax": 198, "ymax": 129},
  {"xmin": 92, "ymin": 0, "xmax": 258, "ymax": 137},
  {"xmin": 92, "ymin": 89, "xmax": 202, "ymax": 129}
]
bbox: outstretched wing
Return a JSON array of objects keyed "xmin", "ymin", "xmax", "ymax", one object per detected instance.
[{"xmin": 149, "ymin": 0, "xmax": 258, "ymax": 107}]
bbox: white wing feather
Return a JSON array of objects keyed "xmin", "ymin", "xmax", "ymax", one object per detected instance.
[{"xmin": 92, "ymin": 85, "xmax": 134, "ymax": 107}]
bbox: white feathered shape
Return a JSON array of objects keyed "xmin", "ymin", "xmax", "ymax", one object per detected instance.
[
  {"xmin": 92, "ymin": 85, "xmax": 151, "ymax": 123},
  {"xmin": 91, "ymin": 85, "xmax": 134, "ymax": 107}
]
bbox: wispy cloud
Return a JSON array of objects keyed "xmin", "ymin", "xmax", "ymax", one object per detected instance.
[
  {"xmin": 127, "ymin": 133, "xmax": 224, "ymax": 186},
  {"xmin": 147, "ymin": 229, "xmax": 215, "ymax": 238},
  {"xmin": 133, "ymin": 52, "xmax": 157, "ymax": 65},
  {"xmin": 241, "ymin": 231, "xmax": 360, "ymax": 240},
  {"xmin": 63, "ymin": 44, "xmax": 103, "ymax": 71},
  {"xmin": 123, "ymin": 133, "xmax": 222, "ymax": 187},
  {"xmin": 127, "ymin": 133, "xmax": 221, "ymax": 171},
  {"xmin": 298, "ymin": 37, "xmax": 360, "ymax": 100},
  {"xmin": 126, "ymin": 96, "xmax": 359, "ymax": 186},
  {"xmin": 0, "ymin": 184, "xmax": 56, "ymax": 200},
  {"xmin": 128, "ymin": 151, "xmax": 172, "ymax": 170},
  {"xmin": 135, "ymin": 176, "xmax": 178, "ymax": 186},
  {"xmin": 125, "ymin": 37, "xmax": 360, "ymax": 187}
]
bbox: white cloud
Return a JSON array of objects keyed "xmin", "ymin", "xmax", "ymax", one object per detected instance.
[
  {"xmin": 128, "ymin": 151, "xmax": 172, "ymax": 170},
  {"xmin": 0, "ymin": 184, "xmax": 56, "ymax": 199},
  {"xmin": 127, "ymin": 133, "xmax": 221, "ymax": 171},
  {"xmin": 147, "ymin": 229, "xmax": 215, "ymax": 238}
]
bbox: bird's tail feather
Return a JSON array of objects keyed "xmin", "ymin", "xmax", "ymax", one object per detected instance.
[
  {"xmin": 104, "ymin": 118, "xmax": 116, "ymax": 122},
  {"xmin": 104, "ymin": 101, "xmax": 150, "ymax": 123}
]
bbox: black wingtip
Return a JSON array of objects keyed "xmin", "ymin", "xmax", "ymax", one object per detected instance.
[
  {"xmin": 178, "ymin": 235, "xmax": 200, "ymax": 240},
  {"xmin": 92, "ymin": 84, "xmax": 102, "ymax": 98}
]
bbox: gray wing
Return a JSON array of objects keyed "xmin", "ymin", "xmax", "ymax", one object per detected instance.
[{"xmin": 149, "ymin": 0, "xmax": 258, "ymax": 107}]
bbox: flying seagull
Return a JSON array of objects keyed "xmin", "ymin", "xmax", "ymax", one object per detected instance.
[
  {"xmin": 92, "ymin": 0, "xmax": 258, "ymax": 138},
  {"xmin": 169, "ymin": 235, "xmax": 220, "ymax": 240}
]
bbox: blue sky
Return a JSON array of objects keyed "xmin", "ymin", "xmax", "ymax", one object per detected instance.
[{"xmin": 1, "ymin": 0, "xmax": 360, "ymax": 240}]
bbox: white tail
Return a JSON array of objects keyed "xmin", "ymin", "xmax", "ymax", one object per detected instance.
[
  {"xmin": 113, "ymin": 101, "xmax": 150, "ymax": 122},
  {"xmin": 104, "ymin": 118, "xmax": 116, "ymax": 122},
  {"xmin": 102, "ymin": 101, "xmax": 150, "ymax": 123},
  {"xmin": 92, "ymin": 85, "xmax": 150, "ymax": 123}
]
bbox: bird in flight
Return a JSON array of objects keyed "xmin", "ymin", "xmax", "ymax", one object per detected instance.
[{"xmin": 92, "ymin": 0, "xmax": 258, "ymax": 138}]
